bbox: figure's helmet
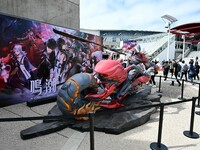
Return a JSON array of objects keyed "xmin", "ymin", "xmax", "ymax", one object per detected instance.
[{"xmin": 94, "ymin": 59, "xmax": 128, "ymax": 85}]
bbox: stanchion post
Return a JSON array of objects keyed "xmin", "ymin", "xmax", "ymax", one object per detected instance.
[
  {"xmin": 89, "ymin": 112, "xmax": 95, "ymax": 150},
  {"xmin": 195, "ymin": 83, "xmax": 200, "ymax": 114},
  {"xmin": 183, "ymin": 97, "xmax": 199, "ymax": 139},
  {"xmin": 150, "ymin": 103, "xmax": 168, "ymax": 150},
  {"xmin": 179, "ymin": 79, "xmax": 185, "ymax": 100},
  {"xmin": 196, "ymin": 83, "xmax": 200, "ymax": 107},
  {"xmin": 157, "ymin": 75, "xmax": 162, "ymax": 93},
  {"xmin": 157, "ymin": 103, "xmax": 164, "ymax": 147}
]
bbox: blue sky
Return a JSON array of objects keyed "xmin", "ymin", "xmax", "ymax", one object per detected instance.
[{"xmin": 80, "ymin": 0, "xmax": 200, "ymax": 32}]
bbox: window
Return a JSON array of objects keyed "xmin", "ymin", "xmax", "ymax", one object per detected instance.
[{"xmin": 112, "ymin": 37, "xmax": 116, "ymax": 42}]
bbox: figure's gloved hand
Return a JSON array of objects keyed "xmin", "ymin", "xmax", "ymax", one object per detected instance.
[{"xmin": 85, "ymin": 84, "xmax": 116, "ymax": 101}]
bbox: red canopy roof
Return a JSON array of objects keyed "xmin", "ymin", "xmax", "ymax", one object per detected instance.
[
  {"xmin": 170, "ymin": 22, "xmax": 200, "ymax": 44},
  {"xmin": 171, "ymin": 22, "xmax": 200, "ymax": 35}
]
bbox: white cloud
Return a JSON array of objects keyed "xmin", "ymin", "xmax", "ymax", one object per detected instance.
[{"xmin": 80, "ymin": 0, "xmax": 200, "ymax": 32}]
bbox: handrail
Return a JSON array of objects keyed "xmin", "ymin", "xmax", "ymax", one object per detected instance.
[{"xmin": 150, "ymin": 35, "xmax": 175, "ymax": 58}]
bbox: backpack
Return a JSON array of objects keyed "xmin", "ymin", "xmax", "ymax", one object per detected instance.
[
  {"xmin": 154, "ymin": 64, "xmax": 159, "ymax": 74},
  {"xmin": 183, "ymin": 64, "xmax": 188, "ymax": 72},
  {"xmin": 189, "ymin": 65, "xmax": 195, "ymax": 75},
  {"xmin": 177, "ymin": 63, "xmax": 181, "ymax": 72}
]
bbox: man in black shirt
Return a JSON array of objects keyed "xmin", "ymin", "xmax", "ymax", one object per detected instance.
[{"xmin": 171, "ymin": 59, "xmax": 181, "ymax": 86}]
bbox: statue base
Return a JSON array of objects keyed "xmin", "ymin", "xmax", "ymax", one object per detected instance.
[{"xmin": 21, "ymin": 86, "xmax": 161, "ymax": 139}]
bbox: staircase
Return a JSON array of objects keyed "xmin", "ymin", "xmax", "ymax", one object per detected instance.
[{"xmin": 137, "ymin": 33, "xmax": 174, "ymax": 60}]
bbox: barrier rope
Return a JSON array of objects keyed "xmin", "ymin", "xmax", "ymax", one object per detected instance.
[{"xmin": 0, "ymin": 97, "xmax": 197, "ymax": 122}]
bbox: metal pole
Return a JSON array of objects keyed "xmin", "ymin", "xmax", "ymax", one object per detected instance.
[
  {"xmin": 158, "ymin": 75, "xmax": 161, "ymax": 93},
  {"xmin": 157, "ymin": 103, "xmax": 165, "ymax": 148},
  {"xmin": 181, "ymin": 79, "xmax": 184, "ymax": 100},
  {"xmin": 183, "ymin": 97, "xmax": 199, "ymax": 139},
  {"xmin": 150, "ymin": 103, "xmax": 168, "ymax": 150},
  {"xmin": 189, "ymin": 98, "xmax": 196, "ymax": 134},
  {"xmin": 89, "ymin": 112, "xmax": 95, "ymax": 150},
  {"xmin": 182, "ymin": 35, "xmax": 185, "ymax": 60},
  {"xmin": 167, "ymin": 26, "xmax": 170, "ymax": 61},
  {"xmin": 198, "ymin": 83, "xmax": 200, "ymax": 106}
]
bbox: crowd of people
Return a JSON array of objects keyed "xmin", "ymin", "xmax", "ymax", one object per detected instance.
[{"xmin": 162, "ymin": 57, "xmax": 200, "ymax": 86}]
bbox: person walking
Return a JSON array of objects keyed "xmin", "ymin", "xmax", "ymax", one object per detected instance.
[
  {"xmin": 180, "ymin": 60, "xmax": 188, "ymax": 81},
  {"xmin": 169, "ymin": 61, "xmax": 174, "ymax": 78},
  {"xmin": 194, "ymin": 61, "xmax": 200, "ymax": 80},
  {"xmin": 163, "ymin": 61, "xmax": 170, "ymax": 80},
  {"xmin": 149, "ymin": 61, "xmax": 159, "ymax": 87},
  {"xmin": 188, "ymin": 60, "xmax": 195, "ymax": 85},
  {"xmin": 170, "ymin": 59, "xmax": 181, "ymax": 86}
]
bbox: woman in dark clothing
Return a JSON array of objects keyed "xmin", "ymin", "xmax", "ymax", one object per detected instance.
[
  {"xmin": 170, "ymin": 59, "xmax": 181, "ymax": 86},
  {"xmin": 194, "ymin": 61, "xmax": 200, "ymax": 80},
  {"xmin": 188, "ymin": 60, "xmax": 195, "ymax": 84},
  {"xmin": 163, "ymin": 61, "xmax": 170, "ymax": 80},
  {"xmin": 169, "ymin": 61, "xmax": 174, "ymax": 78}
]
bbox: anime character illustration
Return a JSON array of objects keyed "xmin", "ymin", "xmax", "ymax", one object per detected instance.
[
  {"xmin": 17, "ymin": 30, "xmax": 45, "ymax": 67},
  {"xmin": 8, "ymin": 44, "xmax": 36, "ymax": 91},
  {"xmin": 54, "ymin": 38, "xmax": 69, "ymax": 83},
  {"xmin": 35, "ymin": 38, "xmax": 56, "ymax": 85},
  {"xmin": 0, "ymin": 55, "xmax": 11, "ymax": 90}
]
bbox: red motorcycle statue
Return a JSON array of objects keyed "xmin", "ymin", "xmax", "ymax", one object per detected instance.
[
  {"xmin": 57, "ymin": 46, "xmax": 156, "ymax": 120},
  {"xmin": 54, "ymin": 29, "xmax": 157, "ymax": 120}
]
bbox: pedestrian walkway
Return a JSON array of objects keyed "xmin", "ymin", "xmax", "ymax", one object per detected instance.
[{"xmin": 0, "ymin": 77, "xmax": 200, "ymax": 150}]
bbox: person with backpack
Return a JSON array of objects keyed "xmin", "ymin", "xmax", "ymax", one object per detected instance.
[
  {"xmin": 177, "ymin": 59, "xmax": 182, "ymax": 77},
  {"xmin": 169, "ymin": 61, "xmax": 174, "ymax": 78},
  {"xmin": 163, "ymin": 61, "xmax": 170, "ymax": 80},
  {"xmin": 180, "ymin": 60, "xmax": 188, "ymax": 81},
  {"xmin": 188, "ymin": 59, "xmax": 195, "ymax": 85},
  {"xmin": 170, "ymin": 59, "xmax": 181, "ymax": 86},
  {"xmin": 194, "ymin": 61, "xmax": 200, "ymax": 80}
]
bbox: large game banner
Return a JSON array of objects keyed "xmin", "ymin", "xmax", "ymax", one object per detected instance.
[{"xmin": 0, "ymin": 13, "xmax": 103, "ymax": 107}]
